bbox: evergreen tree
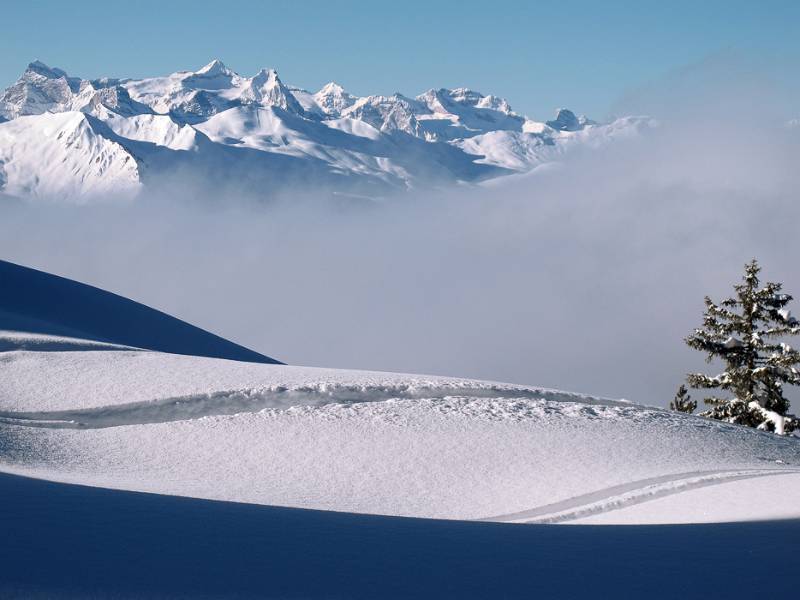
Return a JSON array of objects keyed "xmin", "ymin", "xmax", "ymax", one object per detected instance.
[
  {"xmin": 684, "ymin": 259, "xmax": 800, "ymax": 435},
  {"xmin": 670, "ymin": 385, "xmax": 696, "ymax": 414}
]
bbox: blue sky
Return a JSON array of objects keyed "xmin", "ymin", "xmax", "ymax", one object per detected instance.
[{"xmin": 1, "ymin": 0, "xmax": 798, "ymax": 119}]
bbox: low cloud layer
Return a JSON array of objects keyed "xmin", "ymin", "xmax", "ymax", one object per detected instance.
[{"xmin": 2, "ymin": 57, "xmax": 799, "ymax": 406}]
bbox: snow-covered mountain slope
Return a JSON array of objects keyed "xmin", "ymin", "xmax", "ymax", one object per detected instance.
[
  {"xmin": 2, "ymin": 263, "xmax": 799, "ymax": 525},
  {"xmin": 4, "ymin": 474, "xmax": 797, "ymax": 599},
  {"xmin": 0, "ymin": 259, "xmax": 279, "ymax": 363},
  {"xmin": 0, "ymin": 60, "xmax": 654, "ymax": 201},
  {"xmin": 0, "ymin": 111, "xmax": 141, "ymax": 200}
]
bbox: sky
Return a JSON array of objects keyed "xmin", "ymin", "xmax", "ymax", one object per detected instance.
[{"xmin": 1, "ymin": 0, "xmax": 799, "ymax": 119}]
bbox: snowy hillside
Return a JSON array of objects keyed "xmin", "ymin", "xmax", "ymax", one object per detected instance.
[
  {"xmin": 0, "ymin": 260, "xmax": 279, "ymax": 362},
  {"xmin": 2, "ymin": 260, "xmax": 799, "ymax": 526},
  {"xmin": 0, "ymin": 60, "xmax": 653, "ymax": 201},
  {"xmin": 4, "ymin": 474, "xmax": 798, "ymax": 600}
]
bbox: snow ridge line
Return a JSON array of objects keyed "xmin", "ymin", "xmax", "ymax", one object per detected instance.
[
  {"xmin": 0, "ymin": 334, "xmax": 138, "ymax": 353},
  {"xmin": 480, "ymin": 468, "xmax": 800, "ymax": 524},
  {"xmin": 0, "ymin": 384, "xmax": 627, "ymax": 429}
]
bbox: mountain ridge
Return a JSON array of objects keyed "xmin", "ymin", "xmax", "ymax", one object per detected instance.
[{"xmin": 0, "ymin": 60, "xmax": 654, "ymax": 201}]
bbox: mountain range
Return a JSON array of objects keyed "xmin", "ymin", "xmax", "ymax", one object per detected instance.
[{"xmin": 0, "ymin": 60, "xmax": 652, "ymax": 201}]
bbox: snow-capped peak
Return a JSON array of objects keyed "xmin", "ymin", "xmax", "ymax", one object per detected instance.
[
  {"xmin": 342, "ymin": 93, "xmax": 422, "ymax": 136},
  {"xmin": 25, "ymin": 60, "xmax": 71, "ymax": 80},
  {"xmin": 0, "ymin": 59, "xmax": 651, "ymax": 201},
  {"xmin": 318, "ymin": 81, "xmax": 346, "ymax": 96},
  {"xmin": 1, "ymin": 60, "xmax": 82, "ymax": 119},
  {"xmin": 411, "ymin": 87, "xmax": 524, "ymax": 141},
  {"xmin": 245, "ymin": 68, "xmax": 273, "ymax": 92},
  {"xmin": 241, "ymin": 68, "xmax": 304, "ymax": 114},
  {"xmin": 313, "ymin": 81, "xmax": 356, "ymax": 116},
  {"xmin": 248, "ymin": 68, "xmax": 282, "ymax": 90},
  {"xmin": 546, "ymin": 108, "xmax": 594, "ymax": 132},
  {"xmin": 181, "ymin": 59, "xmax": 239, "ymax": 94},
  {"xmin": 75, "ymin": 82, "xmax": 153, "ymax": 117},
  {"xmin": 195, "ymin": 59, "xmax": 232, "ymax": 76},
  {"xmin": 450, "ymin": 88, "xmax": 514, "ymax": 114},
  {"xmin": 417, "ymin": 88, "xmax": 515, "ymax": 116}
]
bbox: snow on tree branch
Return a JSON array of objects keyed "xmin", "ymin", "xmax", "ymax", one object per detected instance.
[{"xmin": 678, "ymin": 259, "xmax": 800, "ymax": 434}]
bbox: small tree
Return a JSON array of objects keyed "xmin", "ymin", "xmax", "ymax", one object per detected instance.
[
  {"xmin": 684, "ymin": 259, "xmax": 800, "ymax": 435},
  {"xmin": 670, "ymin": 385, "xmax": 697, "ymax": 414}
]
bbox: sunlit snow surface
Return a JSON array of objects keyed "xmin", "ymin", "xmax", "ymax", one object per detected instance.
[{"xmin": 2, "ymin": 331, "xmax": 799, "ymax": 525}]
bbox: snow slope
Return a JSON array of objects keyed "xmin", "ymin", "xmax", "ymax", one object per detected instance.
[
  {"xmin": 2, "ymin": 472, "xmax": 798, "ymax": 599},
  {"xmin": 0, "ymin": 60, "xmax": 653, "ymax": 201},
  {"xmin": 1, "ymin": 262, "xmax": 799, "ymax": 526},
  {"xmin": 3, "ymin": 351, "xmax": 799, "ymax": 522},
  {"xmin": 0, "ymin": 259, "xmax": 279, "ymax": 363},
  {"xmin": 0, "ymin": 111, "xmax": 141, "ymax": 200}
]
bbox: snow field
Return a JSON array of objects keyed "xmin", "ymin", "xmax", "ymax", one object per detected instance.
[{"xmin": 2, "ymin": 339, "xmax": 799, "ymax": 523}]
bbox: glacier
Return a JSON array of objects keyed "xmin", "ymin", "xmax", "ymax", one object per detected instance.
[{"xmin": 0, "ymin": 59, "xmax": 653, "ymax": 202}]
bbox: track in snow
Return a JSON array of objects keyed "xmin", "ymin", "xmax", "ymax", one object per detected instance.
[
  {"xmin": 0, "ymin": 384, "xmax": 622, "ymax": 429},
  {"xmin": 480, "ymin": 468, "xmax": 800, "ymax": 524}
]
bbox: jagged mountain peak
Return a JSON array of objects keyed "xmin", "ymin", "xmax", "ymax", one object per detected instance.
[
  {"xmin": 546, "ymin": 108, "xmax": 594, "ymax": 132},
  {"xmin": 26, "ymin": 74, "xmax": 154, "ymax": 120},
  {"xmin": 1, "ymin": 59, "xmax": 81, "ymax": 118},
  {"xmin": 313, "ymin": 81, "xmax": 357, "ymax": 116},
  {"xmin": 195, "ymin": 59, "xmax": 232, "ymax": 76},
  {"xmin": 0, "ymin": 59, "xmax": 650, "ymax": 201},
  {"xmin": 182, "ymin": 60, "xmax": 239, "ymax": 93},
  {"xmin": 22, "ymin": 60, "xmax": 82, "ymax": 94},
  {"xmin": 26, "ymin": 60, "xmax": 70, "ymax": 79},
  {"xmin": 341, "ymin": 94, "xmax": 423, "ymax": 136},
  {"xmin": 418, "ymin": 87, "xmax": 515, "ymax": 115},
  {"xmin": 242, "ymin": 68, "xmax": 304, "ymax": 114},
  {"xmin": 250, "ymin": 67, "xmax": 279, "ymax": 84},
  {"xmin": 446, "ymin": 87, "xmax": 485, "ymax": 103},
  {"xmin": 79, "ymin": 84, "xmax": 153, "ymax": 117},
  {"xmin": 318, "ymin": 81, "xmax": 346, "ymax": 95}
]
